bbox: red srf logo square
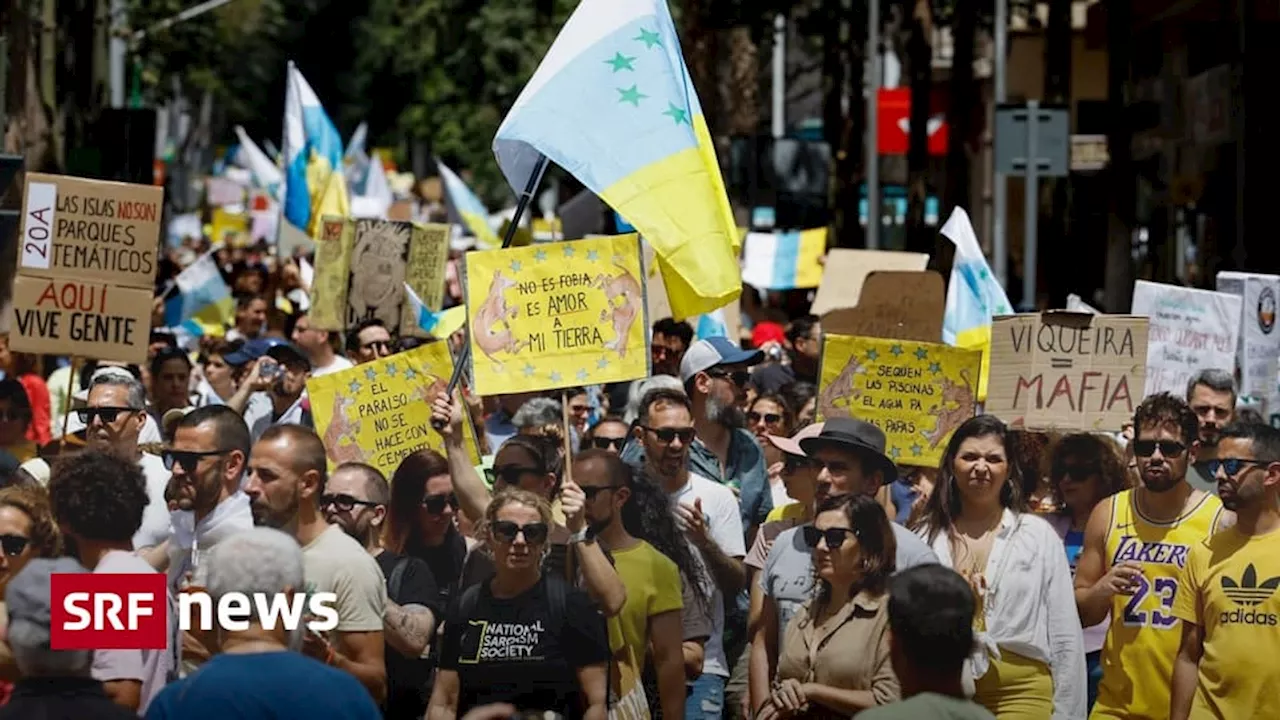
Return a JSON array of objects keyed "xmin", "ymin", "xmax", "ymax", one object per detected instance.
[{"xmin": 50, "ymin": 573, "xmax": 167, "ymax": 650}]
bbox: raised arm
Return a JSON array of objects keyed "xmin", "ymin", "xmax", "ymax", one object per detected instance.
[{"xmin": 432, "ymin": 390, "xmax": 492, "ymax": 522}]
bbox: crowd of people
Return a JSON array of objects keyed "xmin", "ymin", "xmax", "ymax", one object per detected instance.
[{"xmin": 0, "ymin": 262, "xmax": 1273, "ymax": 720}]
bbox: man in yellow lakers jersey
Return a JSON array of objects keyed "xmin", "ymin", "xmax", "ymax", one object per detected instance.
[
  {"xmin": 1074, "ymin": 393, "xmax": 1228, "ymax": 720},
  {"xmin": 1171, "ymin": 422, "xmax": 1280, "ymax": 720}
]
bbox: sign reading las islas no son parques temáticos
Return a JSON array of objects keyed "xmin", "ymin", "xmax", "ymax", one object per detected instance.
[{"xmin": 8, "ymin": 173, "xmax": 163, "ymax": 365}]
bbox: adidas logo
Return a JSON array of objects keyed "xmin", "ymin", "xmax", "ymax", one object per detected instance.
[{"xmin": 1222, "ymin": 564, "xmax": 1280, "ymax": 607}]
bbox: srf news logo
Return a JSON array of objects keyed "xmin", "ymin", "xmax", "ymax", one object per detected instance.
[{"xmin": 50, "ymin": 574, "xmax": 339, "ymax": 650}]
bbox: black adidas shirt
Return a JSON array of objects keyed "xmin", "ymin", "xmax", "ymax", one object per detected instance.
[{"xmin": 438, "ymin": 577, "xmax": 609, "ymax": 719}]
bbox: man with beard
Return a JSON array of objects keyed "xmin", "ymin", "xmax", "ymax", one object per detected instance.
[
  {"xmin": 1074, "ymin": 393, "xmax": 1230, "ymax": 720},
  {"xmin": 323, "ymin": 463, "xmax": 440, "ymax": 720},
  {"xmin": 244, "ymin": 424, "xmax": 387, "ymax": 704},
  {"xmin": 678, "ymin": 337, "xmax": 771, "ymax": 532},
  {"xmin": 1184, "ymin": 369, "xmax": 1237, "ymax": 494},
  {"xmin": 224, "ymin": 338, "xmax": 314, "ymax": 443},
  {"xmin": 1171, "ymin": 422, "xmax": 1280, "ymax": 720}
]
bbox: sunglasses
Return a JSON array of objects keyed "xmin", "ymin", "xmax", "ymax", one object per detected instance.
[
  {"xmin": 783, "ymin": 455, "xmax": 821, "ymax": 472},
  {"xmin": 0, "ymin": 534, "xmax": 29, "ymax": 557},
  {"xmin": 801, "ymin": 525, "xmax": 858, "ymax": 549},
  {"xmin": 319, "ymin": 493, "xmax": 381, "ymax": 512},
  {"xmin": 76, "ymin": 407, "xmax": 138, "ymax": 424},
  {"xmin": 486, "ymin": 465, "xmax": 543, "ymax": 486},
  {"xmin": 422, "ymin": 492, "xmax": 459, "ymax": 514},
  {"xmin": 1206, "ymin": 458, "xmax": 1274, "ymax": 478},
  {"xmin": 747, "ymin": 411, "xmax": 782, "ymax": 425},
  {"xmin": 590, "ymin": 436, "xmax": 627, "ymax": 451},
  {"xmin": 641, "ymin": 426, "xmax": 696, "ymax": 445},
  {"xmin": 1132, "ymin": 440, "xmax": 1187, "ymax": 458},
  {"xmin": 162, "ymin": 449, "xmax": 228, "ymax": 473},
  {"xmin": 490, "ymin": 520, "xmax": 549, "ymax": 544},
  {"xmin": 707, "ymin": 368, "xmax": 750, "ymax": 387},
  {"xmin": 581, "ymin": 485, "xmax": 621, "ymax": 500}
]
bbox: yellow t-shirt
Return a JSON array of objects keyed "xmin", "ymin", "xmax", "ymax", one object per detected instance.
[
  {"xmin": 765, "ymin": 502, "xmax": 806, "ymax": 524},
  {"xmin": 609, "ymin": 540, "xmax": 683, "ymax": 720},
  {"xmin": 1173, "ymin": 526, "xmax": 1280, "ymax": 720}
]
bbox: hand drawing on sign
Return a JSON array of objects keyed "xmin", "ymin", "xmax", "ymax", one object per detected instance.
[
  {"xmin": 349, "ymin": 222, "xmax": 409, "ymax": 328},
  {"xmin": 323, "ymin": 394, "xmax": 365, "ymax": 465},
  {"xmin": 473, "ymin": 269, "xmax": 525, "ymax": 370},
  {"xmin": 818, "ymin": 355, "xmax": 867, "ymax": 419},
  {"xmin": 596, "ymin": 255, "xmax": 641, "ymax": 359},
  {"xmin": 924, "ymin": 370, "xmax": 976, "ymax": 448}
]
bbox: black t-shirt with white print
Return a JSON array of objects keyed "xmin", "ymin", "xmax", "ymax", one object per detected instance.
[{"xmin": 438, "ymin": 576, "xmax": 609, "ymax": 719}]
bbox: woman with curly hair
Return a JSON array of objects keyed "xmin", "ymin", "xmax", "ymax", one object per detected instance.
[
  {"xmin": 913, "ymin": 415, "xmax": 1085, "ymax": 719},
  {"xmin": 757, "ymin": 494, "xmax": 900, "ymax": 719},
  {"xmin": 0, "ymin": 484, "xmax": 61, "ymax": 703},
  {"xmin": 428, "ymin": 488, "xmax": 610, "ymax": 720},
  {"xmin": 1045, "ymin": 432, "xmax": 1130, "ymax": 711}
]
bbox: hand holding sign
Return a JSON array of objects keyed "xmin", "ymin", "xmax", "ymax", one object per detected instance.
[{"xmin": 430, "ymin": 390, "xmax": 464, "ymax": 441}]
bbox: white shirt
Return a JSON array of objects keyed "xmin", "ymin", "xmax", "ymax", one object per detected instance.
[
  {"xmin": 167, "ymin": 491, "xmax": 255, "ymax": 589},
  {"xmin": 244, "ymin": 393, "xmax": 308, "ymax": 444},
  {"xmin": 919, "ymin": 510, "xmax": 1087, "ymax": 720},
  {"xmin": 668, "ymin": 472, "xmax": 746, "ymax": 678},
  {"xmin": 311, "ymin": 354, "xmax": 353, "ymax": 378},
  {"xmin": 134, "ymin": 453, "xmax": 175, "ymax": 551}
]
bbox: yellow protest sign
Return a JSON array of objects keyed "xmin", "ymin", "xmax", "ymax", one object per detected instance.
[
  {"xmin": 307, "ymin": 343, "xmax": 481, "ymax": 477},
  {"xmin": 463, "ymin": 234, "xmax": 649, "ymax": 395},
  {"xmin": 818, "ymin": 334, "xmax": 981, "ymax": 467}
]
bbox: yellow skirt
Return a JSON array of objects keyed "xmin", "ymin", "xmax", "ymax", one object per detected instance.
[{"xmin": 973, "ymin": 650, "xmax": 1054, "ymax": 719}]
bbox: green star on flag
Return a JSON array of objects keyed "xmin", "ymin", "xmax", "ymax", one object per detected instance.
[
  {"xmin": 911, "ymin": 444, "xmax": 923, "ymax": 456},
  {"xmin": 523, "ymin": 363, "xmax": 537, "ymax": 378},
  {"xmin": 510, "ymin": 260, "xmax": 523, "ymax": 273},
  {"xmin": 605, "ymin": 52, "xmax": 636, "ymax": 72},
  {"xmin": 564, "ymin": 246, "xmax": 576, "ymax": 258},
  {"xmin": 890, "ymin": 447, "xmax": 902, "ymax": 459},
  {"xmin": 915, "ymin": 347, "xmax": 929, "ymax": 360},
  {"xmin": 617, "ymin": 84, "xmax": 647, "ymax": 107},
  {"xmin": 404, "ymin": 368, "xmax": 417, "ymax": 381},
  {"xmin": 928, "ymin": 362, "xmax": 942, "ymax": 375},
  {"xmin": 364, "ymin": 367, "xmax": 378, "ymax": 381},
  {"xmin": 348, "ymin": 380, "xmax": 362, "ymax": 394},
  {"xmin": 577, "ymin": 369, "xmax": 590, "ymax": 381},
  {"xmin": 534, "ymin": 249, "xmax": 548, "ymax": 262},
  {"xmin": 662, "ymin": 103, "xmax": 689, "ymax": 125},
  {"xmin": 385, "ymin": 362, "xmax": 398, "ymax": 377},
  {"xmin": 889, "ymin": 344, "xmax": 903, "ymax": 357},
  {"xmin": 597, "ymin": 357, "xmax": 610, "ymax": 370},
  {"xmin": 634, "ymin": 28, "xmax": 661, "ymax": 49},
  {"xmin": 866, "ymin": 349, "xmax": 879, "ymax": 361},
  {"xmin": 587, "ymin": 250, "xmax": 600, "ymax": 262},
  {"xmin": 550, "ymin": 371, "xmax": 563, "ymax": 383}
]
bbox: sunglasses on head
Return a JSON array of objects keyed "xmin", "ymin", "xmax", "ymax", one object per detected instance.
[
  {"xmin": 1206, "ymin": 458, "xmax": 1275, "ymax": 478},
  {"xmin": 642, "ymin": 426, "xmax": 696, "ymax": 444},
  {"xmin": 319, "ymin": 493, "xmax": 380, "ymax": 512},
  {"xmin": 162, "ymin": 449, "xmax": 228, "ymax": 473},
  {"xmin": 747, "ymin": 411, "xmax": 783, "ymax": 425},
  {"xmin": 486, "ymin": 465, "xmax": 544, "ymax": 487},
  {"xmin": 1132, "ymin": 439, "xmax": 1187, "ymax": 458},
  {"xmin": 422, "ymin": 492, "xmax": 459, "ymax": 514},
  {"xmin": 490, "ymin": 520, "xmax": 549, "ymax": 544},
  {"xmin": 0, "ymin": 534, "xmax": 28, "ymax": 557},
  {"xmin": 706, "ymin": 368, "xmax": 750, "ymax": 387},
  {"xmin": 590, "ymin": 436, "xmax": 627, "ymax": 451},
  {"xmin": 801, "ymin": 525, "xmax": 858, "ymax": 549},
  {"xmin": 76, "ymin": 407, "xmax": 137, "ymax": 424}
]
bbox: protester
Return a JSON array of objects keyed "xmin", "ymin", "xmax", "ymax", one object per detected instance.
[
  {"xmin": 292, "ymin": 312, "xmax": 355, "ymax": 377},
  {"xmin": 193, "ymin": 339, "xmax": 242, "ymax": 406},
  {"xmin": 0, "ymin": 381, "xmax": 36, "ymax": 465},
  {"xmin": 324, "ymin": 463, "xmax": 440, "ymax": 720},
  {"xmin": 1075, "ymin": 393, "xmax": 1228, "ymax": 720},
  {"xmin": 346, "ymin": 319, "xmax": 394, "ymax": 364},
  {"xmin": 383, "ymin": 449, "xmax": 470, "ymax": 610},
  {"xmin": 582, "ymin": 416, "xmax": 630, "ymax": 454},
  {"xmin": 854, "ymin": 565, "xmax": 996, "ymax": 719},
  {"xmin": 148, "ymin": 347, "xmax": 194, "ymax": 429},
  {"xmin": 914, "ymin": 415, "xmax": 1085, "ymax": 718},
  {"xmin": 429, "ymin": 488, "xmax": 610, "ymax": 720},
  {"xmin": 243, "ymin": 425, "xmax": 388, "ymax": 702},
  {"xmin": 0, "ymin": 558, "xmax": 138, "ymax": 719},
  {"xmin": 1184, "ymin": 369, "xmax": 1237, "ymax": 494},
  {"xmin": 1170, "ymin": 422, "xmax": 1280, "ymax": 720},
  {"xmin": 143, "ymin": 528, "xmax": 383, "ymax": 719},
  {"xmin": 224, "ymin": 338, "xmax": 313, "ymax": 442},
  {"xmin": 48, "ymin": 449, "xmax": 178, "ymax": 713},
  {"xmin": 227, "ymin": 293, "xmax": 268, "ymax": 341},
  {"xmin": 651, "ymin": 319, "xmax": 693, "ymax": 377},
  {"xmin": 0, "ymin": 340, "xmax": 50, "ymax": 450},
  {"xmin": 748, "ymin": 393, "xmax": 796, "ymax": 511}
]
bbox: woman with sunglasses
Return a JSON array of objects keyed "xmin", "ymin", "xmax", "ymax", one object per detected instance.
[
  {"xmin": 429, "ymin": 489, "xmax": 610, "ymax": 720},
  {"xmin": 384, "ymin": 449, "xmax": 474, "ymax": 612},
  {"xmin": 913, "ymin": 416, "xmax": 1085, "ymax": 719},
  {"xmin": 1044, "ymin": 433, "xmax": 1129, "ymax": 712},
  {"xmin": 749, "ymin": 394, "xmax": 797, "ymax": 512},
  {"xmin": 0, "ymin": 485, "xmax": 61, "ymax": 700},
  {"xmin": 756, "ymin": 494, "xmax": 899, "ymax": 720}
]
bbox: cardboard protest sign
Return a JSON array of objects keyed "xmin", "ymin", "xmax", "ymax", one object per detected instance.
[
  {"xmin": 309, "ymin": 218, "xmax": 451, "ymax": 337},
  {"xmin": 818, "ymin": 334, "xmax": 980, "ymax": 467},
  {"xmin": 809, "ymin": 249, "xmax": 929, "ymax": 317},
  {"xmin": 307, "ymin": 342, "xmax": 481, "ymax": 477},
  {"xmin": 8, "ymin": 275, "xmax": 151, "ymax": 363},
  {"xmin": 18, "ymin": 173, "xmax": 162, "ymax": 289},
  {"xmin": 1216, "ymin": 272, "xmax": 1280, "ymax": 400},
  {"xmin": 986, "ymin": 312, "xmax": 1148, "ymax": 431},
  {"xmin": 821, "ymin": 271, "xmax": 944, "ymax": 342},
  {"xmin": 464, "ymin": 234, "xmax": 650, "ymax": 395},
  {"xmin": 1131, "ymin": 281, "xmax": 1241, "ymax": 397}
]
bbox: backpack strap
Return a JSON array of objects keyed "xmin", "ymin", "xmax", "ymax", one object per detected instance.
[{"xmin": 387, "ymin": 555, "xmax": 411, "ymax": 602}]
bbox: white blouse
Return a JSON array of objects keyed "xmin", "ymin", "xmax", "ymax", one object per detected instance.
[{"xmin": 918, "ymin": 509, "xmax": 1087, "ymax": 720}]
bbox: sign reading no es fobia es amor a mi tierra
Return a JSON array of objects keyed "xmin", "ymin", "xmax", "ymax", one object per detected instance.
[{"xmin": 986, "ymin": 313, "xmax": 1148, "ymax": 432}]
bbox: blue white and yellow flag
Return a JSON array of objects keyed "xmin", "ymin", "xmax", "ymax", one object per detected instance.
[
  {"xmin": 163, "ymin": 251, "xmax": 234, "ymax": 337},
  {"xmin": 404, "ymin": 283, "xmax": 467, "ymax": 338},
  {"xmin": 437, "ymin": 159, "xmax": 500, "ymax": 250},
  {"xmin": 283, "ymin": 62, "xmax": 345, "ymax": 233},
  {"xmin": 493, "ymin": 0, "xmax": 740, "ymax": 321},
  {"xmin": 941, "ymin": 207, "xmax": 1013, "ymax": 401}
]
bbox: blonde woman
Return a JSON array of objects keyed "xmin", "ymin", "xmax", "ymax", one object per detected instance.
[{"xmin": 428, "ymin": 488, "xmax": 610, "ymax": 720}]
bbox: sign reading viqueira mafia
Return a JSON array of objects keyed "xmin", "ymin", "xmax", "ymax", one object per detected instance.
[{"xmin": 8, "ymin": 174, "xmax": 163, "ymax": 364}]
